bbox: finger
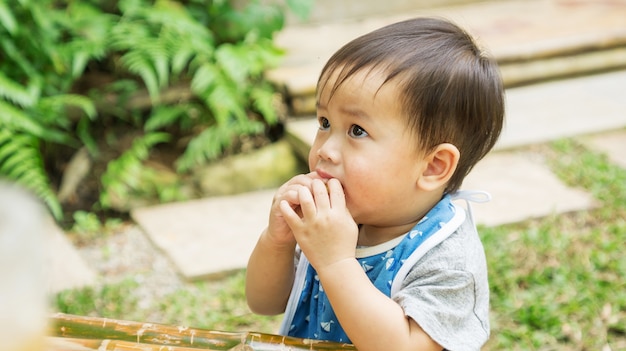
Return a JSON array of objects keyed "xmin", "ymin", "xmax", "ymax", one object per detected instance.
[
  {"xmin": 327, "ymin": 178, "xmax": 346, "ymax": 208},
  {"xmin": 280, "ymin": 174, "xmax": 315, "ymax": 192},
  {"xmin": 311, "ymin": 179, "xmax": 330, "ymax": 209},
  {"xmin": 297, "ymin": 185, "xmax": 317, "ymax": 219},
  {"xmin": 279, "ymin": 199, "xmax": 302, "ymax": 228},
  {"xmin": 306, "ymin": 171, "xmax": 325, "ymax": 181},
  {"xmin": 282, "ymin": 189, "xmax": 301, "ymax": 206}
]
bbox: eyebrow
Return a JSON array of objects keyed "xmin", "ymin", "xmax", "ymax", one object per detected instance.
[{"xmin": 339, "ymin": 106, "xmax": 370, "ymax": 120}]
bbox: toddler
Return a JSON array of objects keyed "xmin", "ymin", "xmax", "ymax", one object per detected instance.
[{"xmin": 246, "ymin": 17, "xmax": 504, "ymax": 351}]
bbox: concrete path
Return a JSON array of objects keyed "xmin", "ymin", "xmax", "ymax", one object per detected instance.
[{"xmin": 46, "ymin": 0, "xmax": 626, "ymax": 286}]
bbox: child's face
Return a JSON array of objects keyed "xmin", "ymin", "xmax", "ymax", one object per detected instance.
[{"xmin": 308, "ymin": 68, "xmax": 429, "ymax": 228}]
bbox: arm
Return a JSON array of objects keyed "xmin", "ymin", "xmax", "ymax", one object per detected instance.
[
  {"xmin": 316, "ymin": 259, "xmax": 442, "ymax": 351},
  {"xmin": 245, "ymin": 228, "xmax": 296, "ymax": 315},
  {"xmin": 245, "ymin": 173, "xmax": 322, "ymax": 315},
  {"xmin": 280, "ymin": 179, "xmax": 442, "ymax": 351}
]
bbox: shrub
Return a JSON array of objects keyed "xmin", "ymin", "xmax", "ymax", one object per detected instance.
[{"xmin": 0, "ymin": 0, "xmax": 312, "ymax": 219}]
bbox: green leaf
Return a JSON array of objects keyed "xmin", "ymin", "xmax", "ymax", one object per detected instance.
[
  {"xmin": 0, "ymin": 129, "xmax": 62, "ymax": 219},
  {"xmin": 145, "ymin": 105, "xmax": 187, "ymax": 131},
  {"xmin": 121, "ymin": 50, "xmax": 161, "ymax": 102},
  {"xmin": 215, "ymin": 44, "xmax": 249, "ymax": 84},
  {"xmin": 0, "ymin": 37, "xmax": 38, "ymax": 78},
  {"xmin": 0, "ymin": 72, "xmax": 39, "ymax": 107},
  {"xmin": 206, "ymin": 84, "xmax": 246, "ymax": 125},
  {"xmin": 171, "ymin": 47, "xmax": 195, "ymax": 76},
  {"xmin": 250, "ymin": 85, "xmax": 279, "ymax": 125},
  {"xmin": 176, "ymin": 126, "xmax": 231, "ymax": 172},
  {"xmin": 0, "ymin": 2, "xmax": 18, "ymax": 35},
  {"xmin": 39, "ymin": 94, "xmax": 97, "ymax": 120},
  {"xmin": 0, "ymin": 100, "xmax": 73, "ymax": 144},
  {"xmin": 76, "ymin": 117, "xmax": 99, "ymax": 157},
  {"xmin": 99, "ymin": 132, "xmax": 170, "ymax": 209},
  {"xmin": 191, "ymin": 63, "xmax": 219, "ymax": 95}
]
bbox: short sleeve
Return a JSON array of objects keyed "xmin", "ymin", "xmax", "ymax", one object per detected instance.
[{"xmin": 392, "ymin": 220, "xmax": 490, "ymax": 351}]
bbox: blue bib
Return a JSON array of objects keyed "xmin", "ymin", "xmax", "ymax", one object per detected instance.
[{"xmin": 279, "ymin": 194, "xmax": 466, "ymax": 343}]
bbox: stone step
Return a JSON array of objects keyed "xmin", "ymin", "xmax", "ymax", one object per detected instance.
[
  {"xmin": 270, "ymin": 0, "xmax": 626, "ymax": 115},
  {"xmin": 286, "ymin": 0, "xmax": 491, "ymax": 25}
]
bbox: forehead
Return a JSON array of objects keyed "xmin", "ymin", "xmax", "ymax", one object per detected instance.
[
  {"xmin": 316, "ymin": 66, "xmax": 411, "ymax": 131},
  {"xmin": 316, "ymin": 65, "xmax": 398, "ymax": 106}
]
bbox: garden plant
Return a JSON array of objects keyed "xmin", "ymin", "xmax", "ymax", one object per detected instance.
[{"xmin": 0, "ymin": 0, "xmax": 312, "ymax": 220}]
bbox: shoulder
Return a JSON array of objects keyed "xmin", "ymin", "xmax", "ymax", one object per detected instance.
[
  {"xmin": 393, "ymin": 216, "xmax": 491, "ymax": 350},
  {"xmin": 414, "ymin": 215, "xmax": 487, "ymax": 274}
]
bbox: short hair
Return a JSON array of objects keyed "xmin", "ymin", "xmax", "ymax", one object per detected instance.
[{"xmin": 317, "ymin": 17, "xmax": 505, "ymax": 193}]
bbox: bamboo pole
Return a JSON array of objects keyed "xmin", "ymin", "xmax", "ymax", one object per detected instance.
[
  {"xmin": 47, "ymin": 337, "xmax": 205, "ymax": 351},
  {"xmin": 48, "ymin": 313, "xmax": 357, "ymax": 351}
]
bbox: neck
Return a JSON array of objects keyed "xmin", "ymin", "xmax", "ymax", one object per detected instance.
[{"xmin": 357, "ymin": 191, "xmax": 446, "ymax": 247}]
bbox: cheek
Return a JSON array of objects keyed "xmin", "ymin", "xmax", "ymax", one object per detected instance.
[
  {"xmin": 342, "ymin": 160, "xmax": 375, "ymax": 200},
  {"xmin": 307, "ymin": 147, "xmax": 317, "ymax": 171},
  {"xmin": 308, "ymin": 135, "xmax": 327, "ymax": 170}
]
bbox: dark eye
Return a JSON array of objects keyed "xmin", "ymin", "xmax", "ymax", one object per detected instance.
[
  {"xmin": 318, "ymin": 117, "xmax": 330, "ymax": 130},
  {"xmin": 348, "ymin": 124, "xmax": 368, "ymax": 138}
]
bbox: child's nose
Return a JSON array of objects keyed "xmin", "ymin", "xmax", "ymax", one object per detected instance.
[{"xmin": 316, "ymin": 137, "xmax": 340, "ymax": 163}]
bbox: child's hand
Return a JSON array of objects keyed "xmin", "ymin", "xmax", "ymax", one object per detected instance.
[
  {"xmin": 266, "ymin": 172, "xmax": 324, "ymax": 247},
  {"xmin": 279, "ymin": 178, "xmax": 359, "ymax": 271}
]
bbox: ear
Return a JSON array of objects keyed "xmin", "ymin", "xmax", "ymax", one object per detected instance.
[{"xmin": 416, "ymin": 143, "xmax": 460, "ymax": 192}]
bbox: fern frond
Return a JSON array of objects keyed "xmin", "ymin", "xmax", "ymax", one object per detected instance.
[
  {"xmin": 108, "ymin": 21, "xmax": 151, "ymax": 51},
  {"xmin": 250, "ymin": 84, "xmax": 279, "ymax": 125},
  {"xmin": 65, "ymin": 39, "xmax": 108, "ymax": 78},
  {"xmin": 76, "ymin": 116, "xmax": 99, "ymax": 157},
  {"xmin": 28, "ymin": 1, "xmax": 56, "ymax": 37},
  {"xmin": 215, "ymin": 43, "xmax": 250, "ymax": 85},
  {"xmin": 0, "ymin": 35, "xmax": 39, "ymax": 78},
  {"xmin": 175, "ymin": 125, "xmax": 232, "ymax": 172},
  {"xmin": 175, "ymin": 120, "xmax": 261, "ymax": 173},
  {"xmin": 0, "ymin": 2, "xmax": 17, "ymax": 35},
  {"xmin": 38, "ymin": 94, "xmax": 97, "ymax": 120},
  {"xmin": 148, "ymin": 42, "xmax": 170, "ymax": 90},
  {"xmin": 190, "ymin": 63, "xmax": 219, "ymax": 95},
  {"xmin": 120, "ymin": 50, "xmax": 161, "ymax": 102},
  {"xmin": 170, "ymin": 47, "xmax": 195, "ymax": 76},
  {"xmin": 144, "ymin": 105, "xmax": 188, "ymax": 131},
  {"xmin": 206, "ymin": 83, "xmax": 247, "ymax": 125},
  {"xmin": 100, "ymin": 132, "xmax": 170, "ymax": 209},
  {"xmin": 0, "ymin": 100, "xmax": 72, "ymax": 144},
  {"xmin": 0, "ymin": 72, "xmax": 39, "ymax": 107},
  {"xmin": 0, "ymin": 129, "xmax": 62, "ymax": 219}
]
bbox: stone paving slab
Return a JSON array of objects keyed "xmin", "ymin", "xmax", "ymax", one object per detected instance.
[
  {"xmin": 131, "ymin": 190, "xmax": 275, "ymax": 280},
  {"xmin": 500, "ymin": 70, "xmax": 626, "ymax": 150},
  {"xmin": 46, "ymin": 219, "xmax": 97, "ymax": 293},
  {"xmin": 460, "ymin": 152, "xmax": 598, "ymax": 227}
]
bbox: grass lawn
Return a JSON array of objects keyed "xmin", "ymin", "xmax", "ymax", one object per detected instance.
[{"xmin": 53, "ymin": 138, "xmax": 626, "ymax": 350}]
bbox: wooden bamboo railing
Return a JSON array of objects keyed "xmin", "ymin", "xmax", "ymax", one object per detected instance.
[{"xmin": 47, "ymin": 313, "xmax": 357, "ymax": 351}]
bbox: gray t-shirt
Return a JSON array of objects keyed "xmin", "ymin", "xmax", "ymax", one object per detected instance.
[{"xmin": 393, "ymin": 217, "xmax": 490, "ymax": 351}]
